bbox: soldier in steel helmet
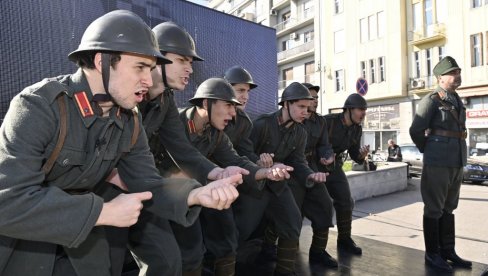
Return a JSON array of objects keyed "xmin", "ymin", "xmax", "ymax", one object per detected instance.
[
  {"xmin": 159, "ymin": 77, "xmax": 292, "ymax": 275},
  {"xmin": 323, "ymin": 93, "xmax": 370, "ymax": 256},
  {"xmin": 233, "ymin": 82, "xmax": 328, "ymax": 276},
  {"xmin": 410, "ymin": 56, "xmax": 471, "ymax": 272},
  {"xmin": 116, "ymin": 22, "xmax": 248, "ymax": 276},
  {"xmin": 0, "ymin": 10, "xmax": 242, "ymax": 276}
]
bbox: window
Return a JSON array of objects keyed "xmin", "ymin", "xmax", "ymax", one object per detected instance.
[
  {"xmin": 360, "ymin": 61, "xmax": 366, "ymax": 79},
  {"xmin": 412, "ymin": 3, "xmax": 422, "ymax": 32},
  {"xmin": 335, "ymin": 69, "xmax": 344, "ymax": 92},
  {"xmin": 472, "ymin": 0, "xmax": 483, "ymax": 8},
  {"xmin": 360, "ymin": 18, "xmax": 368, "ymax": 43},
  {"xmin": 282, "ymin": 11, "xmax": 291, "ymax": 27},
  {"xmin": 334, "ymin": 0, "xmax": 343, "ymax": 14},
  {"xmin": 424, "ymin": 0, "xmax": 433, "ymax": 35},
  {"xmin": 436, "ymin": 0, "xmax": 447, "ymax": 23},
  {"xmin": 378, "ymin": 57, "xmax": 386, "ymax": 82},
  {"xmin": 438, "ymin": 46, "xmax": 445, "ymax": 61},
  {"xmin": 334, "ymin": 30, "xmax": 345, "ymax": 53},
  {"xmin": 305, "ymin": 61, "xmax": 315, "ymax": 83},
  {"xmin": 470, "ymin": 33, "xmax": 483, "ymax": 67},
  {"xmin": 304, "ymin": 30, "xmax": 314, "ymax": 43},
  {"xmin": 369, "ymin": 59, "xmax": 376, "ymax": 83},
  {"xmin": 303, "ymin": 0, "xmax": 314, "ymax": 18},
  {"xmin": 426, "ymin": 48, "xmax": 432, "ymax": 76},
  {"xmin": 368, "ymin": 14, "xmax": 377, "ymax": 40},
  {"xmin": 282, "ymin": 40, "xmax": 293, "ymax": 51},
  {"xmin": 414, "ymin": 51, "xmax": 420, "ymax": 78},
  {"xmin": 377, "ymin": 11, "xmax": 385, "ymax": 38}
]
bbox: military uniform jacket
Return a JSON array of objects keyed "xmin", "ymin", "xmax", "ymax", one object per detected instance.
[
  {"xmin": 303, "ymin": 112, "xmax": 334, "ymax": 171},
  {"xmin": 251, "ymin": 109, "xmax": 314, "ymax": 195},
  {"xmin": 140, "ymin": 90, "xmax": 217, "ymax": 184},
  {"xmin": 409, "ymin": 87, "xmax": 467, "ymax": 167},
  {"xmin": 0, "ymin": 69, "xmax": 201, "ymax": 275},
  {"xmin": 224, "ymin": 108, "xmax": 259, "ymax": 163},
  {"xmin": 323, "ymin": 113, "xmax": 365, "ymax": 165}
]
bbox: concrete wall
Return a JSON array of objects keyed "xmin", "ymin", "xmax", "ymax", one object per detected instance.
[{"xmin": 347, "ymin": 162, "xmax": 409, "ymax": 201}]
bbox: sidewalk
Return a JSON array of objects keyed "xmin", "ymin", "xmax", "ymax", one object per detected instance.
[{"xmin": 349, "ymin": 177, "xmax": 488, "ymax": 265}]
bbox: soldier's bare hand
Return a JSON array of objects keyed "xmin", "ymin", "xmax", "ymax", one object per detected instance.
[
  {"xmin": 96, "ymin": 192, "xmax": 152, "ymax": 227},
  {"xmin": 256, "ymin": 153, "xmax": 274, "ymax": 168},
  {"xmin": 359, "ymin": 145, "xmax": 370, "ymax": 160},
  {"xmin": 208, "ymin": 166, "xmax": 249, "ymax": 180},
  {"xmin": 188, "ymin": 174, "xmax": 241, "ymax": 209},
  {"xmin": 265, "ymin": 163, "xmax": 293, "ymax": 181},
  {"xmin": 307, "ymin": 172, "xmax": 328, "ymax": 183}
]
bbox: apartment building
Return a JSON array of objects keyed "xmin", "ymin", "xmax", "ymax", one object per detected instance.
[{"xmin": 208, "ymin": 0, "xmax": 488, "ymax": 153}]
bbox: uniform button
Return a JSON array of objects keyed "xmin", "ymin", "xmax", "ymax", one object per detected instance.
[{"xmin": 62, "ymin": 159, "xmax": 69, "ymax": 166}]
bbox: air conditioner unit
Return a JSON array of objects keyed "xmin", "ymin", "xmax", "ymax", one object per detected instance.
[
  {"xmin": 289, "ymin": 32, "xmax": 298, "ymax": 40},
  {"xmin": 270, "ymin": 9, "xmax": 278, "ymax": 16},
  {"xmin": 410, "ymin": 79, "xmax": 425, "ymax": 89}
]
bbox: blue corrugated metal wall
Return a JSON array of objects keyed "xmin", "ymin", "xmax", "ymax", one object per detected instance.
[{"xmin": 0, "ymin": 0, "xmax": 278, "ymax": 122}]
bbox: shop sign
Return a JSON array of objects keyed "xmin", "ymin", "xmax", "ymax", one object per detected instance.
[{"xmin": 467, "ymin": 109, "xmax": 488, "ymax": 118}]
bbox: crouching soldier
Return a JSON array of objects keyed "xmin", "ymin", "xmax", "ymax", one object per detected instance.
[
  {"xmin": 233, "ymin": 82, "xmax": 328, "ymax": 276},
  {"xmin": 323, "ymin": 93, "xmax": 370, "ymax": 255},
  {"xmin": 165, "ymin": 78, "xmax": 293, "ymax": 276}
]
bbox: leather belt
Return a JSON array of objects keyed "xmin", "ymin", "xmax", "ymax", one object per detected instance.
[{"xmin": 431, "ymin": 129, "xmax": 467, "ymax": 139}]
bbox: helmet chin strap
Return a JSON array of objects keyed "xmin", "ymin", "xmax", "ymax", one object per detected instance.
[
  {"xmin": 93, "ymin": 53, "xmax": 113, "ymax": 103},
  {"xmin": 161, "ymin": 63, "xmax": 171, "ymax": 89},
  {"xmin": 281, "ymin": 101, "xmax": 298, "ymax": 126},
  {"xmin": 348, "ymin": 108, "xmax": 359, "ymax": 125}
]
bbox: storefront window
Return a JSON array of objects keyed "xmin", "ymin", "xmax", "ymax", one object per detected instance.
[{"xmin": 362, "ymin": 104, "xmax": 400, "ymax": 151}]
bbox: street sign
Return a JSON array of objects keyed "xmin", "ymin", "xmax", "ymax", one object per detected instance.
[{"xmin": 356, "ymin": 77, "xmax": 368, "ymax": 96}]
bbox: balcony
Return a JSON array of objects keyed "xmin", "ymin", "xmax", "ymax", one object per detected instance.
[
  {"xmin": 277, "ymin": 41, "xmax": 314, "ymax": 64},
  {"xmin": 273, "ymin": 10, "xmax": 314, "ymax": 34},
  {"xmin": 408, "ymin": 23, "xmax": 446, "ymax": 46}
]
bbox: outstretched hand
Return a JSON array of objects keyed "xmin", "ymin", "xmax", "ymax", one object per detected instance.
[
  {"xmin": 307, "ymin": 172, "xmax": 329, "ymax": 183},
  {"xmin": 257, "ymin": 153, "xmax": 274, "ymax": 168},
  {"xmin": 265, "ymin": 163, "xmax": 293, "ymax": 181},
  {"xmin": 188, "ymin": 174, "xmax": 242, "ymax": 210},
  {"xmin": 208, "ymin": 166, "xmax": 249, "ymax": 180},
  {"xmin": 96, "ymin": 192, "xmax": 153, "ymax": 227}
]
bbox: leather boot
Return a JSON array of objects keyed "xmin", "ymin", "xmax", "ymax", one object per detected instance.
[
  {"xmin": 214, "ymin": 255, "xmax": 236, "ymax": 276},
  {"xmin": 439, "ymin": 212, "xmax": 472, "ymax": 268},
  {"xmin": 309, "ymin": 229, "xmax": 338, "ymax": 268},
  {"xmin": 423, "ymin": 216, "xmax": 452, "ymax": 272},
  {"xmin": 336, "ymin": 210, "xmax": 362, "ymax": 255},
  {"xmin": 274, "ymin": 239, "xmax": 298, "ymax": 275},
  {"xmin": 182, "ymin": 263, "xmax": 203, "ymax": 276}
]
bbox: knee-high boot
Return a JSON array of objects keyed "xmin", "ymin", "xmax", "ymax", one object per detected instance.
[
  {"xmin": 336, "ymin": 210, "xmax": 362, "ymax": 255},
  {"xmin": 274, "ymin": 239, "xmax": 298, "ymax": 276},
  {"xmin": 214, "ymin": 255, "xmax": 236, "ymax": 276},
  {"xmin": 309, "ymin": 229, "xmax": 338, "ymax": 268},
  {"xmin": 423, "ymin": 216, "xmax": 452, "ymax": 272},
  {"xmin": 439, "ymin": 213, "xmax": 472, "ymax": 268}
]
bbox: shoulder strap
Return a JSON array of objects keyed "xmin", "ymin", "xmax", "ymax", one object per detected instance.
[
  {"xmin": 42, "ymin": 95, "xmax": 67, "ymax": 175},
  {"xmin": 131, "ymin": 109, "xmax": 140, "ymax": 147},
  {"xmin": 432, "ymin": 94, "xmax": 465, "ymax": 128}
]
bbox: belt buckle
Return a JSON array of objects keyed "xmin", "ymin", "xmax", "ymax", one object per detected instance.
[{"xmin": 462, "ymin": 131, "xmax": 467, "ymax": 139}]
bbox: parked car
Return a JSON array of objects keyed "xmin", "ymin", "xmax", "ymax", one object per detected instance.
[{"xmin": 399, "ymin": 143, "xmax": 488, "ymax": 184}]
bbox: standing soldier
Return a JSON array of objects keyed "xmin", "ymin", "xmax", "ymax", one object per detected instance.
[
  {"xmin": 324, "ymin": 93, "xmax": 370, "ymax": 256},
  {"xmin": 169, "ymin": 77, "xmax": 293, "ymax": 276},
  {"xmin": 233, "ymin": 82, "xmax": 328, "ymax": 276},
  {"xmin": 410, "ymin": 56, "xmax": 471, "ymax": 272},
  {"xmin": 126, "ymin": 22, "xmax": 248, "ymax": 276},
  {"xmin": 0, "ymin": 10, "xmax": 241, "ymax": 276}
]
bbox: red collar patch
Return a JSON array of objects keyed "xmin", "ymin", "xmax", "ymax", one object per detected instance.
[
  {"xmin": 74, "ymin": 91, "xmax": 94, "ymax": 117},
  {"xmin": 188, "ymin": 119, "xmax": 196, "ymax": 134}
]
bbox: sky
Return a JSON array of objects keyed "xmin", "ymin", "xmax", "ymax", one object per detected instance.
[{"xmin": 187, "ymin": 0, "xmax": 208, "ymax": 7}]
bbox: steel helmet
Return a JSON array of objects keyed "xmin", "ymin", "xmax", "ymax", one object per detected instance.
[
  {"xmin": 301, "ymin": 82, "xmax": 320, "ymax": 92},
  {"xmin": 278, "ymin": 82, "xmax": 313, "ymax": 105},
  {"xmin": 152, "ymin": 22, "xmax": 203, "ymax": 61},
  {"xmin": 343, "ymin": 93, "xmax": 367, "ymax": 109},
  {"xmin": 189, "ymin": 78, "xmax": 242, "ymax": 106},
  {"xmin": 68, "ymin": 10, "xmax": 170, "ymax": 65},
  {"xmin": 223, "ymin": 66, "xmax": 258, "ymax": 89}
]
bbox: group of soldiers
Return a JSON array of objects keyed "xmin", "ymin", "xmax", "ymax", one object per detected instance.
[{"xmin": 0, "ymin": 8, "xmax": 473, "ymax": 276}]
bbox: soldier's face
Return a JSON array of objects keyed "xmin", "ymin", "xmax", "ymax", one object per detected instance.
[
  {"xmin": 309, "ymin": 89, "xmax": 319, "ymax": 113},
  {"xmin": 287, "ymin": 99, "xmax": 310, "ymax": 123},
  {"xmin": 232, "ymin": 83, "xmax": 251, "ymax": 110},
  {"xmin": 164, "ymin": 52, "xmax": 194, "ymax": 91},
  {"xmin": 350, "ymin": 108, "xmax": 367, "ymax": 124},
  {"xmin": 148, "ymin": 65, "xmax": 164, "ymax": 100},
  {"xmin": 439, "ymin": 69, "xmax": 462, "ymax": 91},
  {"xmin": 207, "ymin": 100, "xmax": 237, "ymax": 130},
  {"xmin": 109, "ymin": 53, "xmax": 155, "ymax": 109}
]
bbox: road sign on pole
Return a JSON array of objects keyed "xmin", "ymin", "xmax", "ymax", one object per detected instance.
[{"xmin": 356, "ymin": 77, "xmax": 368, "ymax": 96}]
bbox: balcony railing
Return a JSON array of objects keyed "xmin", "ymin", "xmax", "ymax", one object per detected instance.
[
  {"xmin": 277, "ymin": 41, "xmax": 314, "ymax": 61},
  {"xmin": 408, "ymin": 23, "xmax": 446, "ymax": 45},
  {"xmin": 274, "ymin": 18, "xmax": 297, "ymax": 32}
]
